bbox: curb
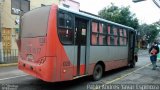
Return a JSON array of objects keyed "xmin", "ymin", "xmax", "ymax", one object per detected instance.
[{"xmin": 0, "ymin": 63, "xmax": 18, "ymax": 67}]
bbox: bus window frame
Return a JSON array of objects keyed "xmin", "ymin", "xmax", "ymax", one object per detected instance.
[
  {"xmin": 119, "ymin": 27, "xmax": 128, "ymax": 46},
  {"xmin": 57, "ymin": 10, "xmax": 75, "ymax": 45},
  {"xmin": 91, "ymin": 20, "xmax": 99, "ymax": 46},
  {"xmin": 99, "ymin": 22, "xmax": 107, "ymax": 45},
  {"xmin": 91, "ymin": 22, "xmax": 129, "ymax": 46}
]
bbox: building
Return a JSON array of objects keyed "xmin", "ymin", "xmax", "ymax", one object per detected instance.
[
  {"xmin": 60, "ymin": 0, "xmax": 80, "ymax": 11},
  {"xmin": 30, "ymin": 0, "xmax": 59, "ymax": 10},
  {"xmin": 0, "ymin": 0, "xmax": 59, "ymax": 53},
  {"xmin": 0, "ymin": 0, "xmax": 60, "ymax": 63}
]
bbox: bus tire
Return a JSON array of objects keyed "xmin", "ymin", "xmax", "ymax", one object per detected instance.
[
  {"xmin": 135, "ymin": 55, "xmax": 138, "ymax": 62},
  {"xmin": 129, "ymin": 60, "xmax": 135, "ymax": 68},
  {"xmin": 92, "ymin": 64, "xmax": 103, "ymax": 81}
]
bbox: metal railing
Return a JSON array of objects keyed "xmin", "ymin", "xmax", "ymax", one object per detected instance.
[{"xmin": 0, "ymin": 49, "xmax": 18, "ymax": 64}]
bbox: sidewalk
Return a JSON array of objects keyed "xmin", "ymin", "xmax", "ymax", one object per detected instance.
[
  {"xmin": 99, "ymin": 49, "xmax": 160, "ymax": 85},
  {"xmin": 0, "ymin": 63, "xmax": 17, "ymax": 67},
  {"xmin": 0, "ymin": 66, "xmax": 26, "ymax": 80},
  {"xmin": 112, "ymin": 62, "xmax": 160, "ymax": 84},
  {"xmin": 137, "ymin": 49, "xmax": 149, "ymax": 56}
]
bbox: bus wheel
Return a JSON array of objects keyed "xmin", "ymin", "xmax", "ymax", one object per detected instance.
[
  {"xmin": 129, "ymin": 60, "xmax": 135, "ymax": 68},
  {"xmin": 93, "ymin": 64, "xmax": 103, "ymax": 81}
]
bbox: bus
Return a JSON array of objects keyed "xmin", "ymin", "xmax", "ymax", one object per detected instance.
[{"xmin": 18, "ymin": 4, "xmax": 138, "ymax": 82}]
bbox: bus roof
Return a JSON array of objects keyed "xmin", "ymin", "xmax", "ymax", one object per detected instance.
[{"xmin": 58, "ymin": 5, "xmax": 135, "ymax": 31}]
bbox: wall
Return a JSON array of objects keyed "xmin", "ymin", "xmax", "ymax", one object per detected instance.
[
  {"xmin": 30, "ymin": 0, "xmax": 59, "ymax": 10},
  {"xmin": 0, "ymin": 0, "xmax": 59, "ymax": 51},
  {"xmin": 1, "ymin": 0, "xmax": 18, "ymax": 29},
  {"xmin": 60, "ymin": 0, "xmax": 80, "ymax": 11}
]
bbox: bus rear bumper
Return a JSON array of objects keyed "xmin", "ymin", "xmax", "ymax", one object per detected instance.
[{"xmin": 18, "ymin": 57, "xmax": 57, "ymax": 82}]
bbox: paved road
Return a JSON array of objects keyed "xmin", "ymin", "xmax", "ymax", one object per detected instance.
[
  {"xmin": 0, "ymin": 66, "xmax": 26, "ymax": 80},
  {"xmin": 0, "ymin": 51, "xmax": 159, "ymax": 90}
]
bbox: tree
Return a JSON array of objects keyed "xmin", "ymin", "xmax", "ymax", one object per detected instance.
[
  {"xmin": 98, "ymin": 3, "xmax": 139, "ymax": 29},
  {"xmin": 137, "ymin": 23, "xmax": 160, "ymax": 43},
  {"xmin": 146, "ymin": 25, "xmax": 159, "ymax": 43},
  {"xmin": 154, "ymin": 20, "xmax": 160, "ymax": 30}
]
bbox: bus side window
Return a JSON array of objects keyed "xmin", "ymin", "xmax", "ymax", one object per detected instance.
[
  {"xmin": 123, "ymin": 29, "xmax": 127, "ymax": 45},
  {"xmin": 119, "ymin": 29, "xmax": 124, "ymax": 45},
  {"xmin": 99, "ymin": 23, "xmax": 107, "ymax": 45},
  {"xmin": 58, "ymin": 12, "xmax": 74, "ymax": 44},
  {"xmin": 108, "ymin": 25, "xmax": 115, "ymax": 45},
  {"xmin": 113, "ymin": 26, "xmax": 118, "ymax": 45},
  {"xmin": 119, "ymin": 29, "xmax": 127, "ymax": 46},
  {"xmin": 91, "ymin": 22, "xmax": 98, "ymax": 45}
]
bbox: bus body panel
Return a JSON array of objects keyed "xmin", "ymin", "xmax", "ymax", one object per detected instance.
[
  {"xmin": 46, "ymin": 4, "xmax": 59, "ymax": 82},
  {"xmin": 87, "ymin": 59, "xmax": 128, "ymax": 75},
  {"xmin": 79, "ymin": 46, "xmax": 86, "ymax": 75},
  {"xmin": 19, "ymin": 37, "xmax": 47, "ymax": 63},
  {"xmin": 19, "ymin": 5, "xmax": 59, "ymax": 82},
  {"xmin": 19, "ymin": 57, "xmax": 57, "ymax": 81},
  {"xmin": 58, "ymin": 46, "xmax": 74, "ymax": 81},
  {"xmin": 87, "ymin": 46, "xmax": 128, "ymax": 75},
  {"xmin": 63, "ymin": 46, "xmax": 86, "ymax": 76},
  {"xmin": 105, "ymin": 59, "xmax": 128, "ymax": 71},
  {"xmin": 89, "ymin": 46, "xmax": 128, "ymax": 62},
  {"xmin": 63, "ymin": 46, "xmax": 76, "ymax": 76},
  {"xmin": 48, "ymin": 5, "xmax": 74, "ymax": 81}
]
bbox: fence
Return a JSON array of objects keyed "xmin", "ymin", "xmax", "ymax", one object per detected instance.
[{"xmin": 0, "ymin": 49, "xmax": 18, "ymax": 64}]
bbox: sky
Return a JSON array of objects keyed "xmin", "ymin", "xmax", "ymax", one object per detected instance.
[{"xmin": 74, "ymin": 0, "xmax": 160, "ymax": 24}]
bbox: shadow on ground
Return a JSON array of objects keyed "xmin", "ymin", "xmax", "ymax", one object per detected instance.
[{"xmin": 16, "ymin": 66, "xmax": 133, "ymax": 90}]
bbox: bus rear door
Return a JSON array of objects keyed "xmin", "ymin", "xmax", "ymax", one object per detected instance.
[
  {"xmin": 128, "ymin": 31, "xmax": 136, "ymax": 67},
  {"xmin": 75, "ymin": 18, "xmax": 88, "ymax": 76}
]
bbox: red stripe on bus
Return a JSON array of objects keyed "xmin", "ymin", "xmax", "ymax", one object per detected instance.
[{"xmin": 80, "ymin": 64, "xmax": 85, "ymax": 75}]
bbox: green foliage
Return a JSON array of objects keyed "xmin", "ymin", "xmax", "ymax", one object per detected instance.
[
  {"xmin": 98, "ymin": 3, "xmax": 139, "ymax": 29},
  {"xmin": 147, "ymin": 25, "xmax": 159, "ymax": 43},
  {"xmin": 137, "ymin": 23, "xmax": 160, "ymax": 43}
]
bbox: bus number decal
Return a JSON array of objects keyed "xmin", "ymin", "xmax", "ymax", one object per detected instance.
[{"xmin": 63, "ymin": 61, "xmax": 70, "ymax": 66}]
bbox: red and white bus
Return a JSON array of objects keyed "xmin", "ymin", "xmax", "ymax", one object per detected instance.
[{"xmin": 18, "ymin": 4, "xmax": 138, "ymax": 82}]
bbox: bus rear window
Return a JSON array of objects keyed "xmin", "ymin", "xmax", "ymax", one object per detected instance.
[{"xmin": 21, "ymin": 6, "xmax": 51, "ymax": 37}]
